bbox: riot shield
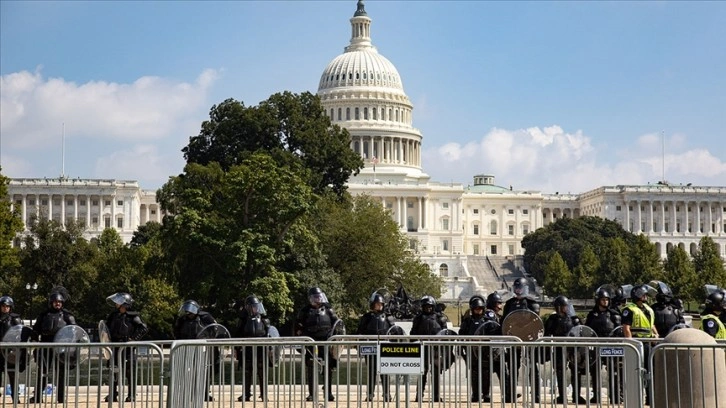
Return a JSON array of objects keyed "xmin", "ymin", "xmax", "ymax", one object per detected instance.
[
  {"xmin": 54, "ymin": 325, "xmax": 90, "ymax": 368},
  {"xmin": 1, "ymin": 325, "xmax": 32, "ymax": 368},
  {"xmin": 472, "ymin": 321, "xmax": 503, "ymax": 361},
  {"xmin": 502, "ymin": 309, "xmax": 544, "ymax": 341},
  {"xmin": 267, "ymin": 326, "xmax": 282, "ymax": 367},
  {"xmin": 568, "ymin": 325, "xmax": 598, "ymax": 374},
  {"xmin": 197, "ymin": 323, "xmax": 231, "ymax": 339},
  {"xmin": 98, "ymin": 320, "xmax": 112, "ymax": 360},
  {"xmin": 386, "ymin": 325, "xmax": 407, "ymax": 336},
  {"xmin": 328, "ymin": 319, "xmax": 346, "ymax": 362},
  {"xmin": 609, "ymin": 326, "xmax": 624, "ymax": 338},
  {"xmin": 434, "ymin": 329, "xmax": 458, "ymax": 372}
]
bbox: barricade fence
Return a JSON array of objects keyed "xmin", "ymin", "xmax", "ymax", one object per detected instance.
[{"xmin": 2, "ymin": 337, "xmax": 723, "ymax": 407}]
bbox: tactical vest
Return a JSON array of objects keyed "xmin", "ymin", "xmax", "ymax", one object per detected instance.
[
  {"xmin": 624, "ymin": 302, "xmax": 654, "ymax": 338},
  {"xmin": 108, "ymin": 312, "xmax": 133, "ymax": 341},
  {"xmin": 653, "ymin": 305, "xmax": 680, "ymax": 336},
  {"xmin": 460, "ymin": 314, "xmax": 485, "ymax": 335},
  {"xmin": 364, "ymin": 312, "xmax": 391, "ymax": 335},
  {"xmin": 0, "ymin": 313, "xmax": 20, "ymax": 339},
  {"xmin": 303, "ymin": 307, "xmax": 332, "ymax": 339},
  {"xmin": 178, "ymin": 316, "xmax": 205, "ymax": 339},
  {"xmin": 243, "ymin": 316, "xmax": 268, "ymax": 338},
  {"xmin": 39, "ymin": 310, "xmax": 67, "ymax": 337},
  {"xmin": 415, "ymin": 313, "xmax": 442, "ymax": 335},
  {"xmin": 587, "ymin": 309, "xmax": 618, "ymax": 337},
  {"xmin": 548, "ymin": 314, "xmax": 575, "ymax": 337}
]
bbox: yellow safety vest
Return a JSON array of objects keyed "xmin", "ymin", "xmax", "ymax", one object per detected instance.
[
  {"xmin": 624, "ymin": 302, "xmax": 654, "ymax": 338},
  {"xmin": 701, "ymin": 314, "xmax": 726, "ymax": 340}
]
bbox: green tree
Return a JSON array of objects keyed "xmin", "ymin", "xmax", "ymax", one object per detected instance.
[
  {"xmin": 0, "ymin": 169, "xmax": 24, "ymax": 294},
  {"xmin": 315, "ymin": 194, "xmax": 442, "ymax": 317},
  {"xmin": 627, "ymin": 234, "xmax": 663, "ymax": 284},
  {"xmin": 541, "ymin": 251, "xmax": 572, "ymax": 296},
  {"xmin": 663, "ymin": 245, "xmax": 697, "ymax": 302},
  {"xmin": 183, "ymin": 92, "xmax": 363, "ymax": 196},
  {"xmin": 598, "ymin": 237, "xmax": 630, "ymax": 287},
  {"xmin": 693, "ymin": 236, "xmax": 726, "ymax": 289},
  {"xmin": 571, "ymin": 245, "xmax": 599, "ymax": 298}
]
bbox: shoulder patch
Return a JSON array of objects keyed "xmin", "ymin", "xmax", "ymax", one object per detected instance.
[
  {"xmin": 485, "ymin": 311, "xmax": 495, "ymax": 319},
  {"xmin": 622, "ymin": 310, "xmax": 629, "ymax": 316},
  {"xmin": 707, "ymin": 321, "xmax": 715, "ymax": 328}
]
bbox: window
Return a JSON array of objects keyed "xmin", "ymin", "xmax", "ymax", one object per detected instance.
[
  {"xmin": 665, "ymin": 223, "xmax": 669, "ymax": 233},
  {"xmin": 67, "ymin": 200, "xmax": 73, "ymax": 206},
  {"xmin": 355, "ymin": 107, "xmax": 360, "ymax": 120},
  {"xmin": 508, "ymin": 224, "xmax": 514, "ymax": 235},
  {"xmin": 150, "ymin": 210, "xmax": 156, "ymax": 215},
  {"xmin": 616, "ymin": 206, "xmax": 622, "ymax": 211},
  {"xmin": 372, "ymin": 108, "xmax": 377, "ymax": 120},
  {"xmin": 473, "ymin": 208, "xmax": 479, "ymax": 214},
  {"xmin": 409, "ymin": 239, "xmax": 417, "ymax": 250},
  {"xmin": 442, "ymin": 219, "xmax": 449, "ymax": 230},
  {"xmin": 641, "ymin": 222, "xmax": 646, "ymax": 232},
  {"xmin": 508, "ymin": 209, "xmax": 514, "ymax": 215},
  {"xmin": 523, "ymin": 209, "xmax": 529, "ymax": 215},
  {"xmin": 407, "ymin": 201, "xmax": 413, "ymax": 208},
  {"xmin": 439, "ymin": 263, "xmax": 449, "ymax": 276},
  {"xmin": 676, "ymin": 206, "xmax": 680, "ymax": 212},
  {"xmin": 117, "ymin": 218, "xmax": 123, "ymax": 228},
  {"xmin": 29, "ymin": 199, "xmax": 35, "ymax": 205},
  {"xmin": 104, "ymin": 218, "xmax": 111, "ymax": 228},
  {"xmin": 490, "ymin": 245, "xmax": 497, "ymax": 255},
  {"xmin": 473, "ymin": 224, "xmax": 479, "ymax": 235},
  {"xmin": 337, "ymin": 108, "xmax": 342, "ymax": 121},
  {"xmin": 386, "ymin": 203, "xmax": 393, "ymax": 209},
  {"xmin": 92, "ymin": 200, "xmax": 99, "ymax": 206},
  {"xmin": 41, "ymin": 199, "xmax": 48, "ymax": 206},
  {"xmin": 442, "ymin": 240, "xmax": 449, "ymax": 251},
  {"xmin": 363, "ymin": 107, "xmax": 368, "ymax": 120},
  {"xmin": 105, "ymin": 200, "xmax": 111, "ymax": 206},
  {"xmin": 676, "ymin": 223, "xmax": 681, "ymax": 233},
  {"xmin": 490, "ymin": 209, "xmax": 496, "ymax": 215},
  {"xmin": 92, "ymin": 216, "xmax": 98, "ymax": 225},
  {"xmin": 80, "ymin": 200, "xmax": 86, "ymax": 206},
  {"xmin": 117, "ymin": 200, "xmax": 123, "ymax": 206},
  {"xmin": 473, "ymin": 244, "xmax": 479, "ymax": 255},
  {"xmin": 53, "ymin": 200, "xmax": 60, "ymax": 206},
  {"xmin": 490, "ymin": 220, "xmax": 497, "ymax": 235},
  {"xmin": 442, "ymin": 202, "xmax": 449, "ymax": 209},
  {"xmin": 329, "ymin": 109, "xmax": 333, "ymax": 118},
  {"xmin": 346, "ymin": 108, "xmax": 350, "ymax": 120},
  {"xmin": 508, "ymin": 244, "xmax": 515, "ymax": 255}
]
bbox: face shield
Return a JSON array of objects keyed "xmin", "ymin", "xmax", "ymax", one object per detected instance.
[
  {"xmin": 179, "ymin": 301, "xmax": 200, "ymax": 316},
  {"xmin": 246, "ymin": 301, "xmax": 266, "ymax": 316},
  {"xmin": 558, "ymin": 303, "xmax": 576, "ymax": 317},
  {"xmin": 513, "ymin": 283, "xmax": 529, "ymax": 297},
  {"xmin": 106, "ymin": 293, "xmax": 132, "ymax": 308},
  {"xmin": 309, "ymin": 292, "xmax": 328, "ymax": 307},
  {"xmin": 645, "ymin": 284, "xmax": 658, "ymax": 298}
]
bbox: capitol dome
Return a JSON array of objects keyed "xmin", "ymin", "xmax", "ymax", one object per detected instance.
[{"xmin": 317, "ymin": 1, "xmax": 427, "ymax": 182}]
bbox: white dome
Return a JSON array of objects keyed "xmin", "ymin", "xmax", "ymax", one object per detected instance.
[{"xmin": 318, "ymin": 50, "xmax": 404, "ymax": 91}]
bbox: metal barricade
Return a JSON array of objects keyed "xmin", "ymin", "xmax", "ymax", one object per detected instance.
[{"xmin": 0, "ymin": 340, "xmax": 164, "ymax": 407}]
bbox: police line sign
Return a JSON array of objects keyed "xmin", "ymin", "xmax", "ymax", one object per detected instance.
[{"xmin": 378, "ymin": 342, "xmax": 423, "ymax": 375}]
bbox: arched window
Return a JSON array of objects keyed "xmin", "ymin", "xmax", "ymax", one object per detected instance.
[
  {"xmin": 346, "ymin": 108, "xmax": 351, "ymax": 120},
  {"xmin": 490, "ymin": 220, "xmax": 498, "ymax": 235},
  {"xmin": 330, "ymin": 109, "xmax": 334, "ymax": 119},
  {"xmin": 363, "ymin": 107, "xmax": 368, "ymax": 120},
  {"xmin": 372, "ymin": 108, "xmax": 377, "ymax": 120},
  {"xmin": 355, "ymin": 107, "xmax": 360, "ymax": 120},
  {"xmin": 439, "ymin": 263, "xmax": 449, "ymax": 277},
  {"xmin": 337, "ymin": 108, "xmax": 342, "ymax": 121}
]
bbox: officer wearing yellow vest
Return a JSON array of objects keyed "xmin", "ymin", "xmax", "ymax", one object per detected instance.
[
  {"xmin": 621, "ymin": 284, "xmax": 657, "ymax": 405},
  {"xmin": 701, "ymin": 290, "xmax": 726, "ymax": 339}
]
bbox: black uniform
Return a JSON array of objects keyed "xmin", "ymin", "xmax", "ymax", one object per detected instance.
[
  {"xmin": 651, "ymin": 300, "xmax": 685, "ymax": 337},
  {"xmin": 410, "ymin": 307, "xmax": 448, "ymax": 402},
  {"xmin": 356, "ymin": 309, "xmax": 395, "ymax": 400},
  {"xmin": 0, "ymin": 311, "xmax": 24, "ymax": 401},
  {"xmin": 105, "ymin": 309, "xmax": 148, "ymax": 402},
  {"xmin": 295, "ymin": 303, "xmax": 339, "ymax": 401},
  {"xmin": 460, "ymin": 308, "xmax": 509, "ymax": 402},
  {"xmin": 502, "ymin": 296, "xmax": 541, "ymax": 402},
  {"xmin": 30, "ymin": 306, "xmax": 76, "ymax": 403},
  {"xmin": 585, "ymin": 305, "xmax": 623, "ymax": 403},
  {"xmin": 236, "ymin": 309, "xmax": 270, "ymax": 401},
  {"xmin": 544, "ymin": 312, "xmax": 582, "ymax": 403},
  {"xmin": 174, "ymin": 311, "xmax": 217, "ymax": 400}
]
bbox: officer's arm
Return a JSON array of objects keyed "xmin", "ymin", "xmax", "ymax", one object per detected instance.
[
  {"xmin": 702, "ymin": 318, "xmax": 719, "ymax": 337},
  {"xmin": 355, "ymin": 314, "xmax": 368, "ymax": 335},
  {"xmin": 130, "ymin": 316, "xmax": 149, "ymax": 341},
  {"xmin": 66, "ymin": 313, "xmax": 77, "ymax": 326},
  {"xmin": 294, "ymin": 309, "xmax": 305, "ymax": 336},
  {"xmin": 622, "ymin": 324, "xmax": 632, "ymax": 338},
  {"xmin": 530, "ymin": 302, "xmax": 541, "ymax": 315}
]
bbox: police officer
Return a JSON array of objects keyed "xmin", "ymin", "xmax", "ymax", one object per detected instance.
[
  {"xmin": 544, "ymin": 296, "xmax": 585, "ymax": 404},
  {"xmin": 585, "ymin": 285, "xmax": 622, "ymax": 403},
  {"xmin": 356, "ymin": 292, "xmax": 395, "ymax": 401},
  {"xmin": 622, "ymin": 284, "xmax": 656, "ymax": 404},
  {"xmin": 236, "ymin": 295, "xmax": 271, "ymax": 402},
  {"xmin": 410, "ymin": 295, "xmax": 448, "ymax": 402},
  {"xmin": 0, "ymin": 295, "xmax": 24, "ymax": 402},
  {"xmin": 173, "ymin": 300, "xmax": 217, "ymax": 402},
  {"xmin": 502, "ymin": 277, "xmax": 541, "ymax": 403},
  {"xmin": 104, "ymin": 292, "xmax": 148, "ymax": 402},
  {"xmin": 294, "ymin": 287, "xmax": 339, "ymax": 402},
  {"xmin": 650, "ymin": 280, "xmax": 686, "ymax": 337},
  {"xmin": 701, "ymin": 291, "xmax": 726, "ymax": 339},
  {"xmin": 29, "ymin": 289, "xmax": 76, "ymax": 404}
]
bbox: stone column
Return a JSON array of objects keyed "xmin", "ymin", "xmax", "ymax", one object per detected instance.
[
  {"xmin": 86, "ymin": 196, "xmax": 91, "ymax": 229},
  {"xmin": 649, "ymin": 200, "xmax": 654, "ymax": 232},
  {"xmin": 48, "ymin": 195, "xmax": 53, "ymax": 221},
  {"xmin": 74, "ymin": 195, "xmax": 78, "ymax": 222},
  {"xmin": 111, "ymin": 196, "xmax": 116, "ymax": 229},
  {"xmin": 61, "ymin": 195, "xmax": 66, "ymax": 226},
  {"xmin": 696, "ymin": 201, "xmax": 701, "ymax": 233},
  {"xmin": 418, "ymin": 197, "xmax": 423, "ymax": 230},
  {"xmin": 661, "ymin": 201, "xmax": 666, "ymax": 233},
  {"xmin": 636, "ymin": 200, "xmax": 642, "ymax": 233},
  {"xmin": 625, "ymin": 200, "xmax": 631, "ymax": 232},
  {"xmin": 22, "ymin": 195, "xmax": 27, "ymax": 230}
]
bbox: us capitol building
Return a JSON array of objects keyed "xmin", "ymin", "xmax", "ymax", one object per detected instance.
[{"xmin": 6, "ymin": 1, "xmax": 726, "ymax": 301}]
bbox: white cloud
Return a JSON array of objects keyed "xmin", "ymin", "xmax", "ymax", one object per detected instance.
[
  {"xmin": 423, "ymin": 126, "xmax": 726, "ymax": 193},
  {"xmin": 93, "ymin": 144, "xmax": 182, "ymax": 188},
  {"xmin": 0, "ymin": 68, "xmax": 219, "ymax": 149}
]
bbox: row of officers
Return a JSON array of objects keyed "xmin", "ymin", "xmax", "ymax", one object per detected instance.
[{"xmin": 2, "ymin": 281, "xmax": 725, "ymax": 404}]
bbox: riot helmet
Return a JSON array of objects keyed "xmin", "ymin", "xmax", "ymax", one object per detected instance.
[
  {"xmin": 0, "ymin": 295, "xmax": 14, "ymax": 309},
  {"xmin": 469, "ymin": 295, "xmax": 485, "ymax": 310},
  {"xmin": 513, "ymin": 277, "xmax": 530, "ymax": 297},
  {"xmin": 245, "ymin": 295, "xmax": 266, "ymax": 316},
  {"xmin": 308, "ymin": 287, "xmax": 328, "ymax": 307},
  {"xmin": 630, "ymin": 284, "xmax": 654, "ymax": 302},
  {"xmin": 369, "ymin": 292, "xmax": 385, "ymax": 311},
  {"xmin": 486, "ymin": 292, "xmax": 504, "ymax": 310},
  {"xmin": 613, "ymin": 285, "xmax": 630, "ymax": 307},
  {"xmin": 594, "ymin": 285, "xmax": 612, "ymax": 301},
  {"xmin": 553, "ymin": 295, "xmax": 576, "ymax": 317},
  {"xmin": 705, "ymin": 291, "xmax": 726, "ymax": 311},
  {"xmin": 650, "ymin": 280, "xmax": 673, "ymax": 303},
  {"xmin": 48, "ymin": 292, "xmax": 65, "ymax": 309},
  {"xmin": 106, "ymin": 292, "xmax": 134, "ymax": 309},
  {"xmin": 420, "ymin": 295, "xmax": 436, "ymax": 314},
  {"xmin": 179, "ymin": 300, "xmax": 200, "ymax": 316}
]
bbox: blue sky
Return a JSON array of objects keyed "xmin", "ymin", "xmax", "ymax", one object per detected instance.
[{"xmin": 1, "ymin": 0, "xmax": 724, "ymax": 194}]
